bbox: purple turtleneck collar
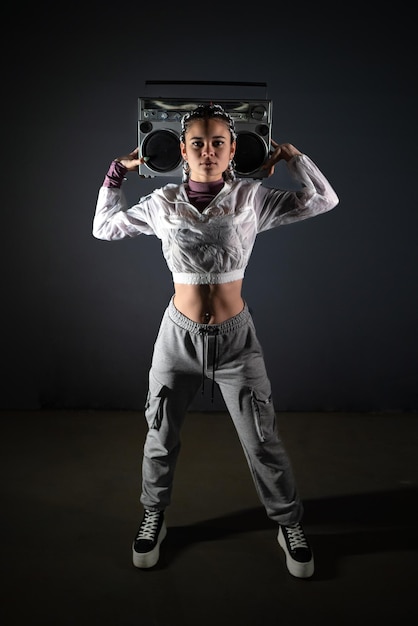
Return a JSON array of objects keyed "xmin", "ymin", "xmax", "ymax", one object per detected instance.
[{"xmin": 186, "ymin": 178, "xmax": 225, "ymax": 212}]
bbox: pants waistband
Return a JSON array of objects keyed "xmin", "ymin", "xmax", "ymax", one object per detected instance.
[{"xmin": 168, "ymin": 297, "xmax": 250, "ymax": 335}]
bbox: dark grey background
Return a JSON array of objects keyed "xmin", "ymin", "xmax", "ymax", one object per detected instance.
[{"xmin": 3, "ymin": 2, "xmax": 417, "ymax": 412}]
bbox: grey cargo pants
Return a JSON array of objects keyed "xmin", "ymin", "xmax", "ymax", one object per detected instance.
[{"xmin": 140, "ymin": 297, "xmax": 303, "ymax": 525}]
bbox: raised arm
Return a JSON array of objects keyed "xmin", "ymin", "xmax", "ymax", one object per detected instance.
[
  {"xmin": 92, "ymin": 149, "xmax": 156, "ymax": 240},
  {"xmin": 255, "ymin": 144, "xmax": 339, "ymax": 231}
]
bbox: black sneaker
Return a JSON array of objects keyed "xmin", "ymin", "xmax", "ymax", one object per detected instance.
[
  {"xmin": 132, "ymin": 509, "xmax": 167, "ymax": 569},
  {"xmin": 278, "ymin": 523, "xmax": 314, "ymax": 578}
]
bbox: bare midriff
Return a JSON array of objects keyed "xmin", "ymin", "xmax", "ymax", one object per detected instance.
[{"xmin": 173, "ymin": 280, "xmax": 244, "ymax": 324}]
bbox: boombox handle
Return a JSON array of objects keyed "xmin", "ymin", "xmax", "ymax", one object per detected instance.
[{"xmin": 143, "ymin": 80, "xmax": 269, "ymax": 100}]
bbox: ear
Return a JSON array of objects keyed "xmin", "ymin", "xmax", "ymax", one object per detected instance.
[
  {"xmin": 180, "ymin": 142, "xmax": 187, "ymax": 160},
  {"xmin": 230, "ymin": 140, "xmax": 236, "ymax": 159}
]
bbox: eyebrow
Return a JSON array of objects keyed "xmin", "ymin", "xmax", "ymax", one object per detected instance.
[{"xmin": 189, "ymin": 134, "xmax": 227, "ymax": 140}]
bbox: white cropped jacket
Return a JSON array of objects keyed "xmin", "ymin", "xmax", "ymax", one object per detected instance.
[{"xmin": 93, "ymin": 155, "xmax": 339, "ymax": 284}]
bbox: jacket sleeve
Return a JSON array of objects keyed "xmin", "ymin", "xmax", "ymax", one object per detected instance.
[
  {"xmin": 92, "ymin": 186, "xmax": 157, "ymax": 240},
  {"xmin": 254, "ymin": 154, "xmax": 339, "ymax": 233}
]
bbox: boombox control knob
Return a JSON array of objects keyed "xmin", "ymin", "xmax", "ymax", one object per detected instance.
[
  {"xmin": 140, "ymin": 121, "xmax": 153, "ymax": 134},
  {"xmin": 250, "ymin": 105, "xmax": 266, "ymax": 121}
]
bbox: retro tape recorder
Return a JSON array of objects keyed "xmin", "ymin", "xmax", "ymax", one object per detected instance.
[{"xmin": 138, "ymin": 97, "xmax": 273, "ymax": 179}]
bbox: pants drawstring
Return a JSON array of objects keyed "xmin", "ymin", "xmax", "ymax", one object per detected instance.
[
  {"xmin": 211, "ymin": 331, "xmax": 218, "ymax": 402},
  {"xmin": 201, "ymin": 333, "xmax": 206, "ymax": 396},
  {"xmin": 201, "ymin": 328, "xmax": 219, "ymax": 403}
]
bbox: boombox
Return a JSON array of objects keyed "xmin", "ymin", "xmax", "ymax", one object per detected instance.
[{"xmin": 138, "ymin": 97, "xmax": 273, "ymax": 179}]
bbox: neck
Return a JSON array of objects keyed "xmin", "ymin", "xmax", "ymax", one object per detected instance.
[{"xmin": 188, "ymin": 178, "xmax": 224, "ymax": 189}]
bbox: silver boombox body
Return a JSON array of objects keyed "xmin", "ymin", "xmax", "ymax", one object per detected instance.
[{"xmin": 138, "ymin": 97, "xmax": 273, "ymax": 179}]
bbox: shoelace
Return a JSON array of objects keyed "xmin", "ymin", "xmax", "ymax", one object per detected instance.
[
  {"xmin": 285, "ymin": 524, "xmax": 309, "ymax": 550},
  {"xmin": 136, "ymin": 511, "xmax": 160, "ymax": 541}
]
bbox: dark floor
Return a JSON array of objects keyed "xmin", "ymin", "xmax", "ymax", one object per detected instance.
[{"xmin": 1, "ymin": 410, "xmax": 417, "ymax": 626}]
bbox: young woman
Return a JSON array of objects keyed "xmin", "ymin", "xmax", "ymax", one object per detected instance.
[{"xmin": 92, "ymin": 103, "xmax": 339, "ymax": 578}]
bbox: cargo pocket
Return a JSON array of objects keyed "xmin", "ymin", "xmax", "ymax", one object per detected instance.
[
  {"xmin": 250, "ymin": 389, "xmax": 275, "ymax": 442},
  {"xmin": 144, "ymin": 376, "xmax": 167, "ymax": 431}
]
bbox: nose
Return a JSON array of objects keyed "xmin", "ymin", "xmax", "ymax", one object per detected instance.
[{"xmin": 201, "ymin": 142, "xmax": 215, "ymax": 157}]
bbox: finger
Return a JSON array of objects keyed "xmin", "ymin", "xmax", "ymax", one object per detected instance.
[
  {"xmin": 262, "ymin": 163, "xmax": 275, "ymax": 176},
  {"xmin": 262, "ymin": 157, "xmax": 274, "ymax": 170}
]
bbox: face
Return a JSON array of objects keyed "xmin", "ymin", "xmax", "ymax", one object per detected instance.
[{"xmin": 180, "ymin": 118, "xmax": 236, "ymax": 183}]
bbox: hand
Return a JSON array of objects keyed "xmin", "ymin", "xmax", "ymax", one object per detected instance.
[
  {"xmin": 262, "ymin": 140, "xmax": 302, "ymax": 176},
  {"xmin": 115, "ymin": 148, "xmax": 148, "ymax": 173}
]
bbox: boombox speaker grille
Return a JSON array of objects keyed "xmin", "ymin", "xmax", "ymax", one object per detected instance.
[
  {"xmin": 235, "ymin": 131, "xmax": 269, "ymax": 176},
  {"xmin": 141, "ymin": 128, "xmax": 182, "ymax": 173}
]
